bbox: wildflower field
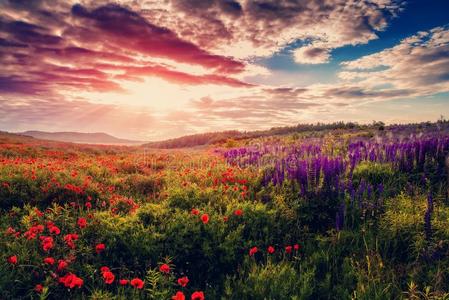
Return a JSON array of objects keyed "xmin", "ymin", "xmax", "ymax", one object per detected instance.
[{"xmin": 1, "ymin": 124, "xmax": 449, "ymax": 300}]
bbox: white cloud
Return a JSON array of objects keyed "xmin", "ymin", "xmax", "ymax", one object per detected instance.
[{"xmin": 340, "ymin": 25, "xmax": 449, "ymax": 97}]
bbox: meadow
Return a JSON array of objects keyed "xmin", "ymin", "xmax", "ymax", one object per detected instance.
[{"xmin": 1, "ymin": 123, "xmax": 449, "ymax": 300}]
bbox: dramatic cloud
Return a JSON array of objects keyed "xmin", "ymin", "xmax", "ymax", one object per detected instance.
[
  {"xmin": 70, "ymin": 3, "xmax": 245, "ymax": 74},
  {"xmin": 138, "ymin": 0, "xmax": 403, "ymax": 59},
  {"xmin": 0, "ymin": 1, "xmax": 250, "ymax": 98},
  {"xmin": 340, "ymin": 25, "xmax": 449, "ymax": 98}
]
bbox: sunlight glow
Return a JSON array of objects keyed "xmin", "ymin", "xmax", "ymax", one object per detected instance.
[{"xmin": 74, "ymin": 77, "xmax": 256, "ymax": 112}]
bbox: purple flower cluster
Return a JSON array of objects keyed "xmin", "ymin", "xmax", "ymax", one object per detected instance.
[
  {"xmin": 222, "ymin": 133, "xmax": 449, "ymax": 231},
  {"xmin": 224, "ymin": 135, "xmax": 449, "ymax": 189}
]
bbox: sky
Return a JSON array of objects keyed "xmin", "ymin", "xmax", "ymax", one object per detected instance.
[{"xmin": 0, "ymin": 0, "xmax": 449, "ymax": 140}]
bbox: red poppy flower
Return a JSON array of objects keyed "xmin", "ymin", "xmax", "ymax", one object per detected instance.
[
  {"xmin": 96, "ymin": 243, "xmax": 106, "ymax": 254},
  {"xmin": 7, "ymin": 255, "xmax": 17, "ymax": 265},
  {"xmin": 172, "ymin": 291, "xmax": 186, "ymax": 300},
  {"xmin": 100, "ymin": 266, "xmax": 110, "ymax": 273},
  {"xmin": 223, "ymin": 216, "xmax": 229, "ymax": 222},
  {"xmin": 267, "ymin": 246, "xmax": 275, "ymax": 254},
  {"xmin": 103, "ymin": 271, "xmax": 115, "ymax": 284},
  {"xmin": 285, "ymin": 246, "xmax": 292, "ymax": 254},
  {"xmin": 191, "ymin": 291, "xmax": 205, "ymax": 300},
  {"xmin": 40, "ymin": 236, "xmax": 54, "ymax": 252},
  {"xmin": 159, "ymin": 264, "xmax": 170, "ymax": 274},
  {"xmin": 201, "ymin": 214, "xmax": 209, "ymax": 224},
  {"xmin": 85, "ymin": 202, "xmax": 92, "ymax": 209},
  {"xmin": 24, "ymin": 224, "xmax": 44, "ymax": 240},
  {"xmin": 130, "ymin": 278, "xmax": 144, "ymax": 289},
  {"xmin": 59, "ymin": 273, "xmax": 83, "ymax": 289},
  {"xmin": 49, "ymin": 225, "xmax": 60, "ymax": 235},
  {"xmin": 44, "ymin": 257, "xmax": 55, "ymax": 265},
  {"xmin": 294, "ymin": 244, "xmax": 300, "ymax": 251},
  {"xmin": 191, "ymin": 208, "xmax": 200, "ymax": 215},
  {"xmin": 119, "ymin": 279, "xmax": 129, "ymax": 285},
  {"xmin": 57, "ymin": 260, "xmax": 68, "ymax": 272},
  {"xmin": 234, "ymin": 209, "xmax": 243, "ymax": 216},
  {"xmin": 177, "ymin": 276, "xmax": 189, "ymax": 287},
  {"xmin": 63, "ymin": 234, "xmax": 78, "ymax": 249},
  {"xmin": 35, "ymin": 284, "xmax": 43, "ymax": 293},
  {"xmin": 77, "ymin": 218, "xmax": 87, "ymax": 229},
  {"xmin": 249, "ymin": 247, "xmax": 258, "ymax": 256}
]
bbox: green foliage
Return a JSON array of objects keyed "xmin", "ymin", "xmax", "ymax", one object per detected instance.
[
  {"xmin": 120, "ymin": 174, "xmax": 163, "ymax": 198},
  {"xmin": 89, "ymin": 290, "xmax": 117, "ymax": 300},
  {"xmin": 145, "ymin": 266, "xmax": 175, "ymax": 299},
  {"xmin": 352, "ymin": 161, "xmax": 406, "ymax": 195},
  {"xmin": 1, "ymin": 128, "xmax": 449, "ymax": 299},
  {"xmin": 223, "ymin": 260, "xmax": 314, "ymax": 300}
]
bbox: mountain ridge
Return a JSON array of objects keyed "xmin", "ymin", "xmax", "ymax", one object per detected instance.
[{"xmin": 19, "ymin": 131, "xmax": 144, "ymax": 145}]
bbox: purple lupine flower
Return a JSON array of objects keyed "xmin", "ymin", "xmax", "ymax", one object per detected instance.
[{"xmin": 349, "ymin": 183, "xmax": 355, "ymax": 207}]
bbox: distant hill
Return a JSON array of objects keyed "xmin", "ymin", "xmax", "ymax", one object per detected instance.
[
  {"xmin": 143, "ymin": 120, "xmax": 449, "ymax": 149},
  {"xmin": 144, "ymin": 130, "xmax": 244, "ymax": 149},
  {"xmin": 19, "ymin": 131, "xmax": 144, "ymax": 145},
  {"xmin": 9, "ymin": 119, "xmax": 449, "ymax": 149},
  {"xmin": 143, "ymin": 122, "xmax": 364, "ymax": 148},
  {"xmin": 0, "ymin": 131, "xmax": 38, "ymax": 144}
]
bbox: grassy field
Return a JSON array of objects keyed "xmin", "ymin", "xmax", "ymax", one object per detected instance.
[{"xmin": 1, "ymin": 124, "xmax": 449, "ymax": 299}]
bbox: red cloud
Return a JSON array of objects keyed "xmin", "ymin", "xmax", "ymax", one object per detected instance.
[
  {"xmin": 71, "ymin": 4, "xmax": 245, "ymax": 74},
  {"xmin": 0, "ymin": 3, "xmax": 253, "ymax": 96}
]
